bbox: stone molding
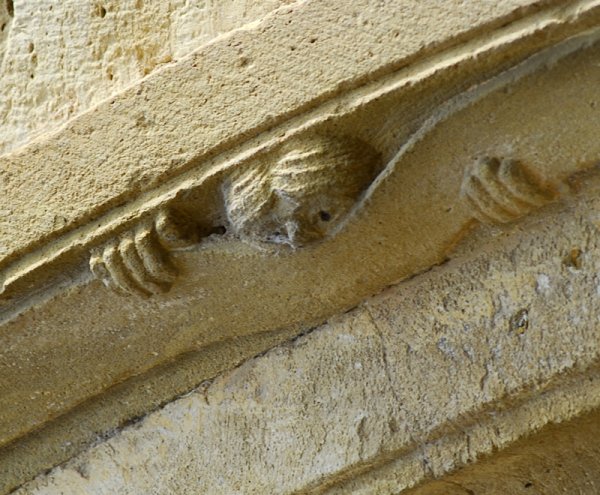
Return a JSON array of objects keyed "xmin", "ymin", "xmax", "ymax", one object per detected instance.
[
  {"xmin": 88, "ymin": 133, "xmax": 382, "ymax": 296},
  {"xmin": 13, "ymin": 180, "xmax": 600, "ymax": 493},
  {"xmin": 2, "ymin": 0, "xmax": 599, "ymax": 311},
  {"xmin": 1, "ymin": 0, "xmax": 600, "ymax": 491}
]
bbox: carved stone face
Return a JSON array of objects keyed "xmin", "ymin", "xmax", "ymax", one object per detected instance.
[
  {"xmin": 225, "ymin": 133, "xmax": 381, "ymax": 248},
  {"xmin": 264, "ymin": 189, "xmax": 360, "ymax": 247}
]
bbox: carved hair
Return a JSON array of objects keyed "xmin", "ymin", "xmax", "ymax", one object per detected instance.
[{"xmin": 224, "ymin": 133, "xmax": 381, "ymax": 246}]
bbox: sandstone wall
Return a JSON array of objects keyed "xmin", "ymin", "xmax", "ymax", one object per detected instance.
[{"xmin": 0, "ymin": 0, "xmax": 295, "ymax": 155}]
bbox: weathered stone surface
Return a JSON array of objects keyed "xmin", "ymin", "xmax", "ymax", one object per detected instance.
[
  {"xmin": 1, "ymin": 0, "xmax": 587, "ymax": 266},
  {"xmin": 1, "ymin": 29, "xmax": 598, "ymax": 468},
  {"xmin": 0, "ymin": 0, "xmax": 295, "ymax": 156},
  {"xmin": 2, "ymin": 1, "xmax": 600, "ymax": 493},
  {"xmin": 14, "ymin": 177, "xmax": 600, "ymax": 493},
  {"xmin": 405, "ymin": 409, "xmax": 600, "ymax": 495}
]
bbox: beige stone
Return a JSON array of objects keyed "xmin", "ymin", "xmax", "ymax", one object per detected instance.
[
  {"xmin": 0, "ymin": 0, "xmax": 295, "ymax": 156},
  {"xmin": 405, "ymin": 409, "xmax": 600, "ymax": 495},
  {"xmin": 14, "ymin": 179, "xmax": 600, "ymax": 493},
  {"xmin": 3, "ymin": 0, "xmax": 593, "ymax": 266},
  {"xmin": 1, "ymin": 0, "xmax": 600, "ymax": 492}
]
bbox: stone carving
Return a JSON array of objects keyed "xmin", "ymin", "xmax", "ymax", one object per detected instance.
[
  {"xmin": 2, "ymin": 5, "xmax": 597, "ymax": 309},
  {"xmin": 224, "ymin": 134, "xmax": 381, "ymax": 248},
  {"xmin": 90, "ymin": 134, "xmax": 381, "ymax": 295},
  {"xmin": 461, "ymin": 157, "xmax": 558, "ymax": 225},
  {"xmin": 90, "ymin": 209, "xmax": 199, "ymax": 297}
]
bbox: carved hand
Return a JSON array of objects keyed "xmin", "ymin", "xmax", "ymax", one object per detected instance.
[{"xmin": 89, "ymin": 209, "xmax": 198, "ymax": 297}]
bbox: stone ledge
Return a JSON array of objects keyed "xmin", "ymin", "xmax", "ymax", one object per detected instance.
[
  {"xmin": 3, "ymin": 0, "xmax": 599, "ymax": 302},
  {"xmin": 0, "ymin": 0, "xmax": 572, "ymax": 266}
]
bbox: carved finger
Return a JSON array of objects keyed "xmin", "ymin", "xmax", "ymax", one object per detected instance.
[
  {"xmin": 462, "ymin": 176, "xmax": 522, "ymax": 224},
  {"xmin": 134, "ymin": 227, "xmax": 178, "ymax": 283},
  {"xmin": 119, "ymin": 237, "xmax": 169, "ymax": 295},
  {"xmin": 102, "ymin": 243, "xmax": 151, "ymax": 297},
  {"xmin": 498, "ymin": 159, "xmax": 557, "ymax": 207},
  {"xmin": 470, "ymin": 158, "xmax": 532, "ymax": 216}
]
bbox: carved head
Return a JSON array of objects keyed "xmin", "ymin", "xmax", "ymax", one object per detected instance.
[{"xmin": 225, "ymin": 134, "xmax": 381, "ymax": 247}]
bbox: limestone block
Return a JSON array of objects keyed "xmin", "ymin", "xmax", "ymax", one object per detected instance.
[
  {"xmin": 2, "ymin": 0, "xmax": 587, "ymax": 265},
  {"xmin": 0, "ymin": 0, "xmax": 295, "ymax": 156}
]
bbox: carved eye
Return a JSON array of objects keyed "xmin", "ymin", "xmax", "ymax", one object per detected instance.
[{"xmin": 319, "ymin": 210, "xmax": 331, "ymax": 222}]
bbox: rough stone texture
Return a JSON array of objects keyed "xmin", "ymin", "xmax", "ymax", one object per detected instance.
[
  {"xmin": 15, "ymin": 179, "xmax": 600, "ymax": 493},
  {"xmin": 405, "ymin": 409, "xmax": 600, "ymax": 495},
  {"xmin": 1, "ymin": 29, "xmax": 599, "ymax": 471},
  {"xmin": 2, "ymin": 1, "xmax": 600, "ymax": 493},
  {"xmin": 0, "ymin": 0, "xmax": 296, "ymax": 156}
]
